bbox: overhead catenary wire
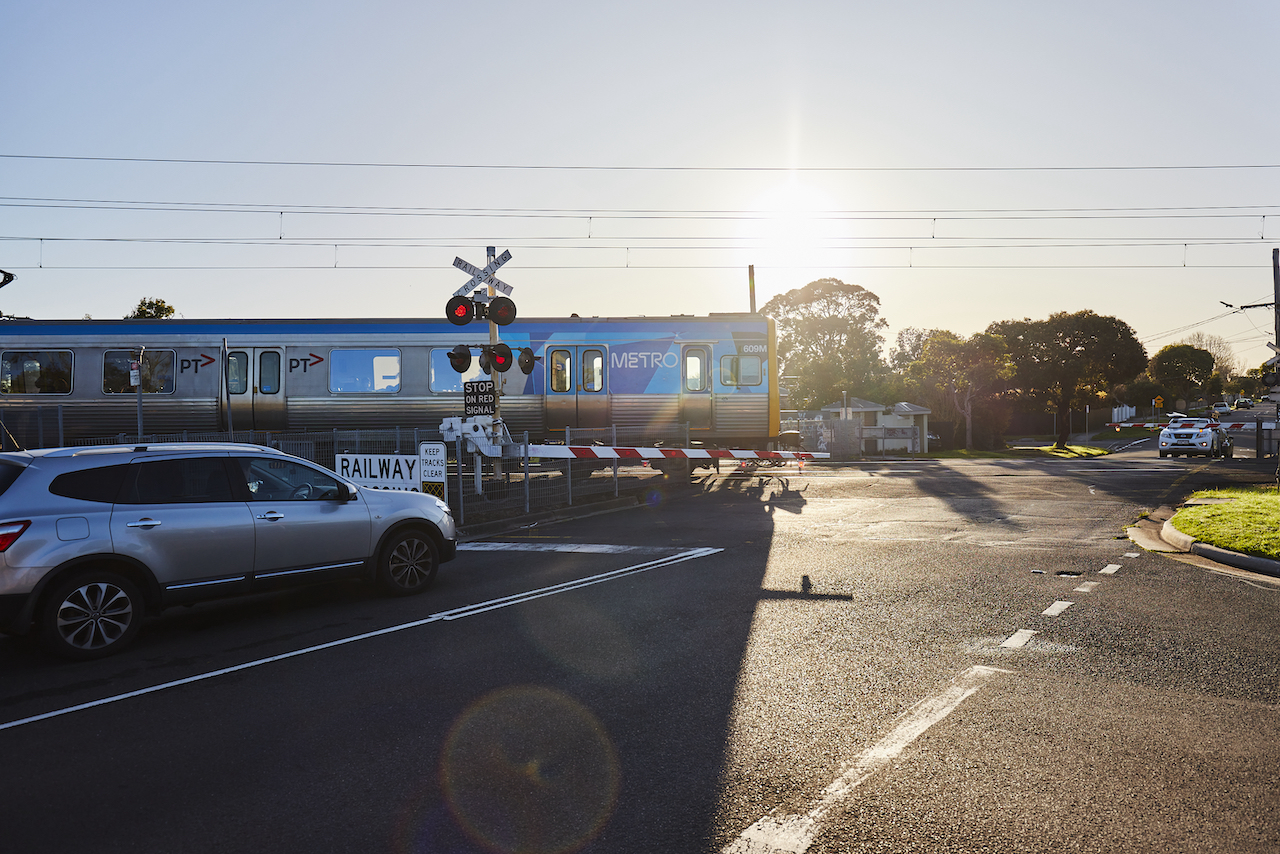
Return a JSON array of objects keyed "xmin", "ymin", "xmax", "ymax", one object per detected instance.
[{"xmin": 6, "ymin": 153, "xmax": 1280, "ymax": 172}]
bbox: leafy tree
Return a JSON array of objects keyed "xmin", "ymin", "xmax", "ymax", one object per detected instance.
[
  {"xmin": 1112, "ymin": 375, "xmax": 1169, "ymax": 411},
  {"xmin": 1179, "ymin": 332, "xmax": 1237, "ymax": 378},
  {"xmin": 1148, "ymin": 344, "xmax": 1215, "ymax": 407},
  {"xmin": 911, "ymin": 331, "xmax": 1013, "ymax": 450},
  {"xmin": 761, "ymin": 278, "xmax": 887, "ymax": 409},
  {"xmin": 988, "ymin": 310, "xmax": 1147, "ymax": 449},
  {"xmin": 126, "ymin": 297, "xmax": 176, "ymax": 319}
]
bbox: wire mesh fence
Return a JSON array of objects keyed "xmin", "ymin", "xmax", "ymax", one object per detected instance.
[{"xmin": 55, "ymin": 425, "xmax": 675, "ymax": 529}]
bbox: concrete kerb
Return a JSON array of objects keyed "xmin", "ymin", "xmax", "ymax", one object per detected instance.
[{"xmin": 1158, "ymin": 517, "xmax": 1280, "ymax": 580}]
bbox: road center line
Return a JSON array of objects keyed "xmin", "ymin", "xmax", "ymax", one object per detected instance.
[
  {"xmin": 458, "ymin": 542, "xmax": 675, "ymax": 554},
  {"xmin": 1073, "ymin": 581, "xmax": 1099, "ymax": 593},
  {"xmin": 1000, "ymin": 629, "xmax": 1037, "ymax": 649},
  {"xmin": 0, "ymin": 547, "xmax": 723, "ymax": 733},
  {"xmin": 1100, "ymin": 564, "xmax": 1121, "ymax": 575},
  {"xmin": 1042, "ymin": 600, "xmax": 1074, "ymax": 616},
  {"xmin": 724, "ymin": 665, "xmax": 1013, "ymax": 854}
]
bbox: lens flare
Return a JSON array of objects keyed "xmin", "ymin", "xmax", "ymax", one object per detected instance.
[{"xmin": 441, "ymin": 686, "xmax": 620, "ymax": 854}]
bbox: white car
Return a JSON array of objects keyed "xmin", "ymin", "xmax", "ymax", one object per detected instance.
[
  {"xmin": 1158, "ymin": 418, "xmax": 1223, "ymax": 458},
  {"xmin": 1211, "ymin": 402, "xmax": 1232, "ymax": 417}
]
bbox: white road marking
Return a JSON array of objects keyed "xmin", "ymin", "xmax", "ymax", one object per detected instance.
[
  {"xmin": 1000, "ymin": 629, "xmax": 1038, "ymax": 649},
  {"xmin": 0, "ymin": 547, "xmax": 723, "ymax": 733},
  {"xmin": 1123, "ymin": 552, "xmax": 1140, "ymax": 558},
  {"xmin": 1042, "ymin": 600, "xmax": 1074, "ymax": 616},
  {"xmin": 459, "ymin": 542, "xmax": 672, "ymax": 554},
  {"xmin": 1100, "ymin": 564, "xmax": 1121, "ymax": 575},
  {"xmin": 723, "ymin": 665, "xmax": 1013, "ymax": 854},
  {"xmin": 1073, "ymin": 581, "xmax": 1099, "ymax": 593}
]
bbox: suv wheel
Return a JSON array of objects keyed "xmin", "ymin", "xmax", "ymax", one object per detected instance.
[
  {"xmin": 377, "ymin": 529, "xmax": 439, "ymax": 596},
  {"xmin": 39, "ymin": 571, "xmax": 144, "ymax": 659}
]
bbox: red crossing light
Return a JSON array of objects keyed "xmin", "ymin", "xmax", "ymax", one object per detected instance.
[
  {"xmin": 488, "ymin": 296, "xmax": 517, "ymax": 326},
  {"xmin": 446, "ymin": 345, "xmax": 471, "ymax": 373},
  {"xmin": 490, "ymin": 343, "xmax": 513, "ymax": 373},
  {"xmin": 446, "ymin": 296, "xmax": 474, "ymax": 326}
]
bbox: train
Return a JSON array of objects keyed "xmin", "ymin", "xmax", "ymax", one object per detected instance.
[{"xmin": 0, "ymin": 314, "xmax": 784, "ymax": 450}]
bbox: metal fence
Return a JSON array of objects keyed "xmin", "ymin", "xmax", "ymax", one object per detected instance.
[{"xmin": 49, "ymin": 425, "xmax": 680, "ymax": 529}]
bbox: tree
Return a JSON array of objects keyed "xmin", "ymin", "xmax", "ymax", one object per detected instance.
[
  {"xmin": 1148, "ymin": 344, "xmax": 1215, "ymax": 408},
  {"xmin": 912, "ymin": 331, "xmax": 1013, "ymax": 450},
  {"xmin": 989, "ymin": 310, "xmax": 1147, "ymax": 449},
  {"xmin": 126, "ymin": 298, "xmax": 176, "ymax": 319},
  {"xmin": 760, "ymin": 278, "xmax": 887, "ymax": 409},
  {"xmin": 1179, "ymin": 332, "xmax": 1237, "ymax": 378}
]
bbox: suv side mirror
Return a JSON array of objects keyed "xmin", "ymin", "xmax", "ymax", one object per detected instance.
[{"xmin": 341, "ymin": 483, "xmax": 359, "ymax": 502}]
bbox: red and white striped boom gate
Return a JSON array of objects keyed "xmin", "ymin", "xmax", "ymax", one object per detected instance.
[
  {"xmin": 439, "ymin": 415, "xmax": 828, "ymax": 461},
  {"xmin": 1106, "ymin": 421, "xmax": 1252, "ymax": 430},
  {"xmin": 514, "ymin": 444, "xmax": 825, "ymax": 462}
]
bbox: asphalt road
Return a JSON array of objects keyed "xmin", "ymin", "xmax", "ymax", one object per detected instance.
[{"xmin": 1, "ymin": 451, "xmax": 1278, "ymax": 853}]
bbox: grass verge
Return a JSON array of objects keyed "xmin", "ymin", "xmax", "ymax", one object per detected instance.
[{"xmin": 1170, "ymin": 486, "xmax": 1280, "ymax": 561}]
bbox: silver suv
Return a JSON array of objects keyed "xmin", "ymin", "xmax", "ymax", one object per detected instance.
[{"xmin": 0, "ymin": 443, "xmax": 456, "ymax": 659}]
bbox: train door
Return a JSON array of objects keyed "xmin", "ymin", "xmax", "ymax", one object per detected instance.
[
  {"xmin": 680, "ymin": 345, "xmax": 712, "ymax": 430},
  {"xmin": 545, "ymin": 346, "xmax": 608, "ymax": 432},
  {"xmin": 225, "ymin": 347, "xmax": 286, "ymax": 431}
]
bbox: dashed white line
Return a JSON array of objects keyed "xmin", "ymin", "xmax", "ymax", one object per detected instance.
[
  {"xmin": 723, "ymin": 665, "xmax": 1013, "ymax": 854},
  {"xmin": 1073, "ymin": 581, "xmax": 1099, "ymax": 593},
  {"xmin": 1123, "ymin": 552, "xmax": 1140, "ymax": 558},
  {"xmin": 1000, "ymin": 629, "xmax": 1038, "ymax": 649},
  {"xmin": 1100, "ymin": 564, "xmax": 1121, "ymax": 575},
  {"xmin": 1042, "ymin": 600, "xmax": 1074, "ymax": 616}
]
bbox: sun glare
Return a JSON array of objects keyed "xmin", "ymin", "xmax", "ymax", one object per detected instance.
[{"xmin": 742, "ymin": 179, "xmax": 842, "ymax": 271}]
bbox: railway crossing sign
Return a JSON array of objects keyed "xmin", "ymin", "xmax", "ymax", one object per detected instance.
[{"xmin": 452, "ymin": 250, "xmax": 513, "ymax": 297}]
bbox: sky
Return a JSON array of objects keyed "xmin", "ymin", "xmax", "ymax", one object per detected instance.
[{"xmin": 4, "ymin": 1, "xmax": 1280, "ymax": 370}]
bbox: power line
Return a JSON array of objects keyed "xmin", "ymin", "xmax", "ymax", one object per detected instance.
[
  {"xmin": 3, "ymin": 195, "xmax": 1280, "ymax": 221},
  {"xmin": 5, "ymin": 153, "xmax": 1280, "ymax": 172}
]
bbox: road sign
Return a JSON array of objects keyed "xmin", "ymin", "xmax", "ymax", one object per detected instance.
[
  {"xmin": 452, "ymin": 250, "xmax": 514, "ymax": 297},
  {"xmin": 1154, "ymin": 396, "xmax": 1164, "ymax": 407},
  {"xmin": 336, "ymin": 454, "xmax": 422, "ymax": 491},
  {"xmin": 418, "ymin": 441, "xmax": 447, "ymax": 499},
  {"xmin": 463, "ymin": 379, "xmax": 496, "ymax": 416}
]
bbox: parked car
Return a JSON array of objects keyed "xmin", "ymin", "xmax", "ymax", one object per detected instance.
[
  {"xmin": 1233, "ymin": 398, "xmax": 1254, "ymax": 409},
  {"xmin": 0, "ymin": 443, "xmax": 457, "ymax": 659},
  {"xmin": 1158, "ymin": 418, "xmax": 1220, "ymax": 458}
]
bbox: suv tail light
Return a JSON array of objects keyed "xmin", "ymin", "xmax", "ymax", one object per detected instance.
[{"xmin": 0, "ymin": 521, "xmax": 31, "ymax": 551}]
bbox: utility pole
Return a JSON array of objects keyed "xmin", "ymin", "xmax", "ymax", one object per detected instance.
[{"xmin": 1273, "ymin": 248, "xmax": 1279, "ymax": 479}]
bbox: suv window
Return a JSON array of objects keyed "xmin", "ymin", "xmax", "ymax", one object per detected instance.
[
  {"xmin": 118, "ymin": 458, "xmax": 237, "ymax": 504},
  {"xmin": 236, "ymin": 457, "xmax": 343, "ymax": 501},
  {"xmin": 49, "ymin": 464, "xmax": 129, "ymax": 503}
]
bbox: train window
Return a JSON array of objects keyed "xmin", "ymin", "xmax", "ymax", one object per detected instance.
[
  {"xmin": 550, "ymin": 350, "xmax": 572, "ymax": 393},
  {"xmin": 582, "ymin": 349, "xmax": 604, "ymax": 392},
  {"xmin": 720, "ymin": 355, "xmax": 762, "ymax": 386},
  {"xmin": 103, "ymin": 350, "xmax": 175, "ymax": 394},
  {"xmin": 684, "ymin": 347, "xmax": 709, "ymax": 392},
  {"xmin": 428, "ymin": 348, "xmax": 483, "ymax": 392},
  {"xmin": 0, "ymin": 350, "xmax": 72, "ymax": 395},
  {"xmin": 227, "ymin": 352, "xmax": 248, "ymax": 394},
  {"xmin": 329, "ymin": 349, "xmax": 401, "ymax": 394},
  {"xmin": 260, "ymin": 352, "xmax": 281, "ymax": 394}
]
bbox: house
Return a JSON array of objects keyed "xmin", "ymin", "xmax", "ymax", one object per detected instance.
[{"xmin": 787, "ymin": 398, "xmax": 933, "ymax": 455}]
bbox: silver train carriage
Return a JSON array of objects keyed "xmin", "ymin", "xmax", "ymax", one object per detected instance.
[{"xmin": 0, "ymin": 314, "xmax": 783, "ymax": 448}]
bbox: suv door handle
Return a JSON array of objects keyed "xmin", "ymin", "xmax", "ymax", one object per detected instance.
[
  {"xmin": 125, "ymin": 518, "xmax": 162, "ymax": 529},
  {"xmin": 255, "ymin": 511, "xmax": 285, "ymax": 521}
]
